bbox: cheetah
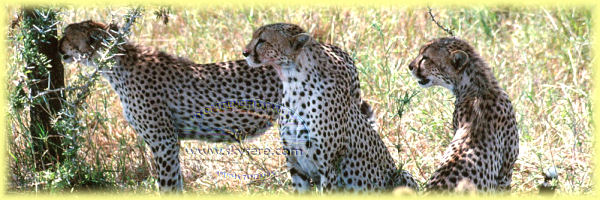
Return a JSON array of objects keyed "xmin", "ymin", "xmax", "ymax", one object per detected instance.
[
  {"xmin": 58, "ymin": 20, "xmax": 283, "ymax": 192},
  {"xmin": 407, "ymin": 37, "xmax": 519, "ymax": 192},
  {"xmin": 243, "ymin": 23, "xmax": 417, "ymax": 193}
]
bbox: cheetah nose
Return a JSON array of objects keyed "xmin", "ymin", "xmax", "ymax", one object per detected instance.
[
  {"xmin": 242, "ymin": 50, "xmax": 250, "ymax": 57},
  {"xmin": 408, "ymin": 63, "xmax": 414, "ymax": 71}
]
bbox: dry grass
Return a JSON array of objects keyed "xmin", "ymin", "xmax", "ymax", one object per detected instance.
[{"xmin": 6, "ymin": 6, "xmax": 592, "ymax": 195}]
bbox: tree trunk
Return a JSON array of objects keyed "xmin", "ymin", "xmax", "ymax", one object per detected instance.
[{"xmin": 23, "ymin": 8, "xmax": 65, "ymax": 170}]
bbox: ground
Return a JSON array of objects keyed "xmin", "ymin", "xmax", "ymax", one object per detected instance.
[{"xmin": 6, "ymin": 6, "xmax": 592, "ymax": 195}]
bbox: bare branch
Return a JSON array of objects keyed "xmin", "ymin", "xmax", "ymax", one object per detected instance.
[{"xmin": 428, "ymin": 7, "xmax": 454, "ymax": 36}]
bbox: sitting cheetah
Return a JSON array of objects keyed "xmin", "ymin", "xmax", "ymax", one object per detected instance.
[
  {"xmin": 243, "ymin": 23, "xmax": 417, "ymax": 193},
  {"xmin": 58, "ymin": 20, "xmax": 283, "ymax": 191},
  {"xmin": 408, "ymin": 37, "xmax": 519, "ymax": 192}
]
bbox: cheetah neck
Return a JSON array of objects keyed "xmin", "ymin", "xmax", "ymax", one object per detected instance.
[
  {"xmin": 98, "ymin": 43, "xmax": 169, "ymax": 94},
  {"xmin": 279, "ymin": 49, "xmax": 322, "ymax": 108},
  {"xmin": 450, "ymin": 58, "xmax": 508, "ymax": 138},
  {"xmin": 97, "ymin": 43, "xmax": 134, "ymax": 80},
  {"xmin": 452, "ymin": 59, "xmax": 501, "ymax": 102}
]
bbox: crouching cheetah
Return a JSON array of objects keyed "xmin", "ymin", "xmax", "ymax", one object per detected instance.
[
  {"xmin": 58, "ymin": 20, "xmax": 283, "ymax": 191},
  {"xmin": 243, "ymin": 23, "xmax": 417, "ymax": 193},
  {"xmin": 408, "ymin": 37, "xmax": 519, "ymax": 192}
]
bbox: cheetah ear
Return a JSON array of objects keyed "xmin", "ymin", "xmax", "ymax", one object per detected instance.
[
  {"xmin": 89, "ymin": 23, "xmax": 120, "ymax": 46},
  {"xmin": 291, "ymin": 33, "xmax": 311, "ymax": 51},
  {"xmin": 451, "ymin": 50, "xmax": 469, "ymax": 71}
]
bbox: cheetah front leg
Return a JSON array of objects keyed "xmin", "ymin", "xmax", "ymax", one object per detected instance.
[
  {"xmin": 315, "ymin": 141, "xmax": 342, "ymax": 193},
  {"xmin": 280, "ymin": 125, "xmax": 312, "ymax": 193},
  {"xmin": 288, "ymin": 165, "xmax": 312, "ymax": 193},
  {"xmin": 284, "ymin": 150, "xmax": 312, "ymax": 193}
]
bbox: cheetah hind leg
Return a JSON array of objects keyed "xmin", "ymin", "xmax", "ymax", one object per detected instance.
[
  {"xmin": 148, "ymin": 134, "xmax": 183, "ymax": 192},
  {"xmin": 497, "ymin": 171, "xmax": 513, "ymax": 192}
]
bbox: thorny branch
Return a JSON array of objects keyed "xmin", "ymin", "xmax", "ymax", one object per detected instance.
[{"xmin": 428, "ymin": 7, "xmax": 454, "ymax": 36}]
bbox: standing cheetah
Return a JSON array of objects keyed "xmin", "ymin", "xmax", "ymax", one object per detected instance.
[
  {"xmin": 58, "ymin": 20, "xmax": 283, "ymax": 192},
  {"xmin": 243, "ymin": 23, "xmax": 417, "ymax": 193},
  {"xmin": 408, "ymin": 37, "xmax": 519, "ymax": 192}
]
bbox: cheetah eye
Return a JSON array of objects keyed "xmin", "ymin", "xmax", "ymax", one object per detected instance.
[
  {"xmin": 255, "ymin": 38, "xmax": 265, "ymax": 51},
  {"xmin": 419, "ymin": 56, "xmax": 429, "ymax": 65},
  {"xmin": 86, "ymin": 36, "xmax": 95, "ymax": 45}
]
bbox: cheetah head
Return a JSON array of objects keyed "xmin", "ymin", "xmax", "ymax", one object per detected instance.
[
  {"xmin": 58, "ymin": 20, "xmax": 118, "ymax": 66},
  {"xmin": 243, "ymin": 23, "xmax": 312, "ymax": 69},
  {"xmin": 408, "ymin": 37, "xmax": 473, "ymax": 91}
]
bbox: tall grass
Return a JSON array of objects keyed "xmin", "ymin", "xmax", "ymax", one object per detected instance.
[{"xmin": 6, "ymin": 6, "xmax": 592, "ymax": 195}]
